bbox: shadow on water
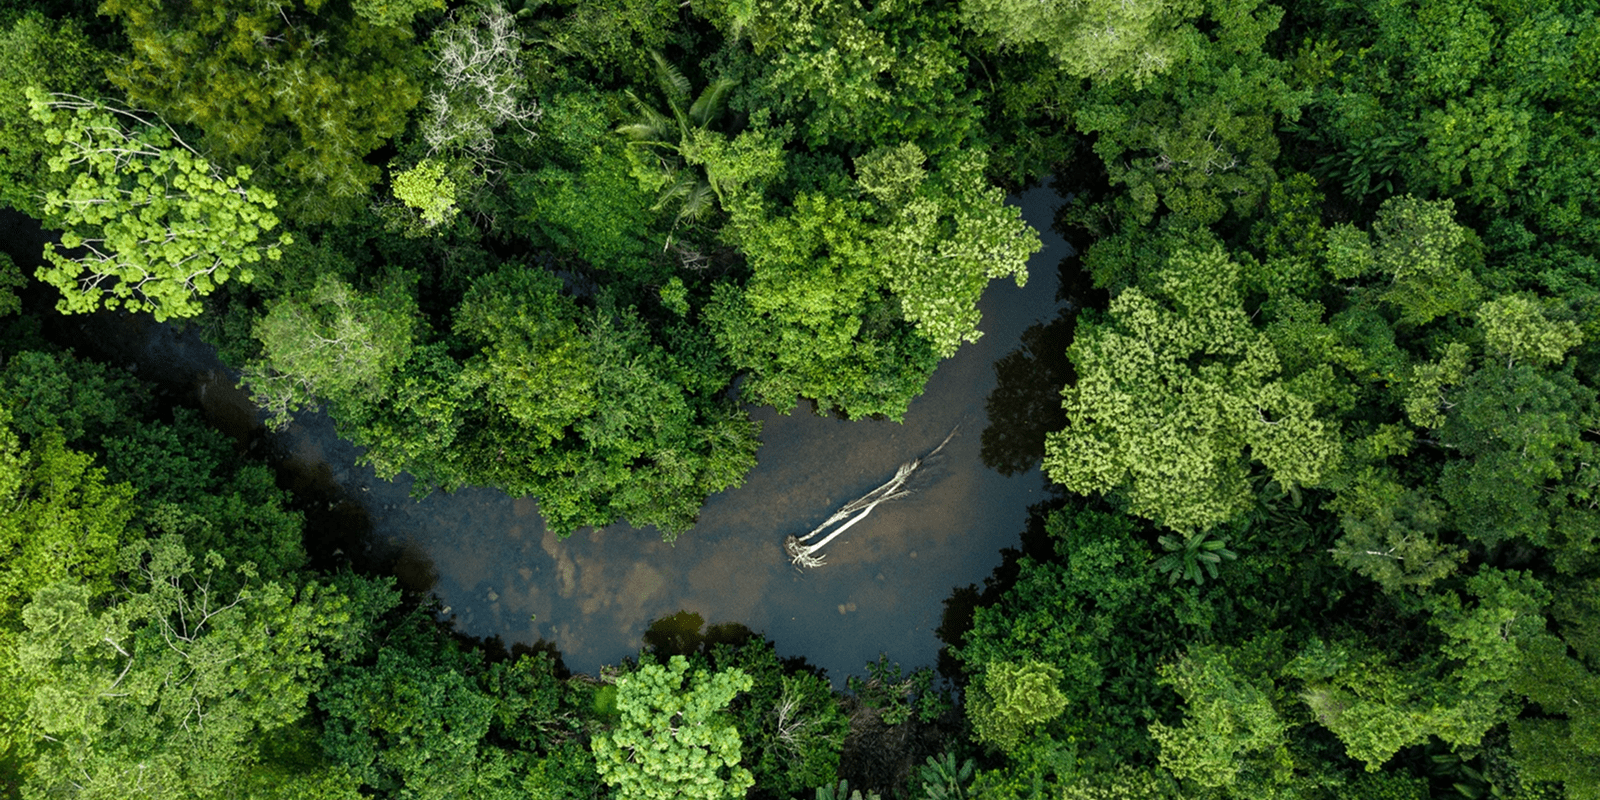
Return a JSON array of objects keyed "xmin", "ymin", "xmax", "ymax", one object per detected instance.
[
  {"xmin": 979, "ymin": 311, "xmax": 1077, "ymax": 477},
  {"xmin": 5, "ymin": 185, "xmax": 1086, "ymax": 682}
]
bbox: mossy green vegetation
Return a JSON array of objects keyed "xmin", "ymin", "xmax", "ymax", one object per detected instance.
[{"xmin": 4, "ymin": 0, "xmax": 1600, "ymax": 797}]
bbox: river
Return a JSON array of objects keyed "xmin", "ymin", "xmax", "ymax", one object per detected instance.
[{"xmin": 1, "ymin": 185, "xmax": 1079, "ymax": 682}]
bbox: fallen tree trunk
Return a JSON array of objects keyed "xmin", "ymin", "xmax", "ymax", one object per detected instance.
[{"xmin": 785, "ymin": 427, "xmax": 958, "ymax": 569}]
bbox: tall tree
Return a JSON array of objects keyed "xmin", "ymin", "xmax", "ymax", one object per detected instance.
[
  {"xmin": 100, "ymin": 0, "xmax": 425, "ymax": 222},
  {"xmin": 26, "ymin": 92, "xmax": 291, "ymax": 321}
]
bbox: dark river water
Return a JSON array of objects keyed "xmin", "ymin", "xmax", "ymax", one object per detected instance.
[{"xmin": 2, "ymin": 186, "xmax": 1077, "ymax": 682}]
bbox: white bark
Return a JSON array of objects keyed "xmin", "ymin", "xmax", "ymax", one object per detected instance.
[{"xmin": 785, "ymin": 427, "xmax": 958, "ymax": 568}]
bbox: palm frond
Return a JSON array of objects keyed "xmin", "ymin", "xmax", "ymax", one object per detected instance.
[
  {"xmin": 651, "ymin": 170, "xmax": 699, "ymax": 212},
  {"xmin": 650, "ymin": 50, "xmax": 691, "ymax": 110},
  {"xmin": 688, "ymin": 77, "xmax": 737, "ymax": 129},
  {"xmin": 675, "ymin": 179, "xmax": 718, "ymax": 223},
  {"xmin": 617, "ymin": 90, "xmax": 676, "ymax": 143}
]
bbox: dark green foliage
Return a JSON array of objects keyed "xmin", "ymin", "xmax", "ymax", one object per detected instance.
[
  {"xmin": 0, "ymin": 349, "xmax": 145, "ymax": 446},
  {"xmin": 0, "ymin": 12, "xmax": 108, "ymax": 217},
  {"xmin": 100, "ymin": 0, "xmax": 425, "ymax": 223},
  {"xmin": 708, "ymin": 638, "xmax": 847, "ymax": 798}
]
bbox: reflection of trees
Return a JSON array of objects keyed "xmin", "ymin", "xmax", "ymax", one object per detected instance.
[
  {"xmin": 980, "ymin": 310, "xmax": 1078, "ymax": 476},
  {"xmin": 643, "ymin": 610, "xmax": 755, "ymax": 658}
]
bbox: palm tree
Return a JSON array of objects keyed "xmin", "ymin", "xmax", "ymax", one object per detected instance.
[
  {"xmin": 615, "ymin": 51, "xmax": 737, "ymax": 225},
  {"xmin": 1155, "ymin": 530, "xmax": 1238, "ymax": 585}
]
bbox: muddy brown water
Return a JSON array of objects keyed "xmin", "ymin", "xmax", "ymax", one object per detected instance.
[{"xmin": 2, "ymin": 186, "xmax": 1077, "ymax": 682}]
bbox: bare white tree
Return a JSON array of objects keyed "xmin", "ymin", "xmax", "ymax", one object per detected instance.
[
  {"xmin": 421, "ymin": 3, "xmax": 540, "ymax": 159},
  {"xmin": 784, "ymin": 428, "xmax": 958, "ymax": 568}
]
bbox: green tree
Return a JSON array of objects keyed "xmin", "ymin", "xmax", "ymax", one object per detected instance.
[
  {"xmin": 1043, "ymin": 244, "xmax": 1341, "ymax": 533},
  {"xmin": 592, "ymin": 655, "xmax": 754, "ymax": 800},
  {"xmin": 0, "ymin": 12, "xmax": 108, "ymax": 217},
  {"xmin": 1287, "ymin": 569, "xmax": 1550, "ymax": 769},
  {"xmin": 710, "ymin": 146, "xmax": 1037, "ymax": 419},
  {"xmin": 0, "ymin": 412, "xmax": 138, "ymax": 773},
  {"xmin": 960, "ymin": 0, "xmax": 1199, "ymax": 86},
  {"xmin": 967, "ymin": 661, "xmax": 1069, "ymax": 755},
  {"xmin": 319, "ymin": 633, "xmax": 511, "ymax": 800},
  {"xmin": 452, "ymin": 266, "xmax": 595, "ymax": 448},
  {"xmin": 1148, "ymin": 642, "xmax": 1292, "ymax": 793},
  {"xmin": 17, "ymin": 533, "xmax": 395, "ymax": 799},
  {"xmin": 26, "ymin": 91, "xmax": 292, "ymax": 321},
  {"xmin": 1065, "ymin": 0, "xmax": 1304, "ymax": 232},
  {"xmin": 1510, "ymin": 578, "xmax": 1600, "ymax": 800},
  {"xmin": 100, "ymin": 0, "xmax": 425, "ymax": 222},
  {"xmin": 718, "ymin": 0, "xmax": 981, "ymax": 154},
  {"xmin": 243, "ymin": 274, "xmax": 418, "ymax": 429},
  {"xmin": 616, "ymin": 51, "xmax": 739, "ymax": 224}
]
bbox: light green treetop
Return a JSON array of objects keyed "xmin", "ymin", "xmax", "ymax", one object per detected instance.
[
  {"xmin": 960, "ymin": 0, "xmax": 1203, "ymax": 86},
  {"xmin": 1044, "ymin": 244, "xmax": 1341, "ymax": 533},
  {"xmin": 592, "ymin": 655, "xmax": 754, "ymax": 800},
  {"xmin": 18, "ymin": 533, "xmax": 392, "ymax": 799},
  {"xmin": 1476, "ymin": 293, "xmax": 1582, "ymax": 368},
  {"xmin": 390, "ymin": 159, "xmax": 460, "ymax": 230},
  {"xmin": 243, "ymin": 274, "xmax": 418, "ymax": 430},
  {"xmin": 26, "ymin": 91, "xmax": 291, "ymax": 321},
  {"xmin": 967, "ymin": 660, "xmax": 1068, "ymax": 755}
]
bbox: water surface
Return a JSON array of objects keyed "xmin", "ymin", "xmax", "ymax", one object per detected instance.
[{"xmin": 4, "ymin": 188, "xmax": 1076, "ymax": 681}]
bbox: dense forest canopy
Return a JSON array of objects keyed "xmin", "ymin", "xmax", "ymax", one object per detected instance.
[{"xmin": 2, "ymin": 0, "xmax": 1600, "ymax": 797}]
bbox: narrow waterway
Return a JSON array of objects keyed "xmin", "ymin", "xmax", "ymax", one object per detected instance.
[{"xmin": 3, "ymin": 186, "xmax": 1078, "ymax": 681}]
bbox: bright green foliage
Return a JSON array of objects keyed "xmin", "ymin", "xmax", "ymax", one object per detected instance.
[
  {"xmin": 711, "ymin": 148, "xmax": 1036, "ymax": 418},
  {"xmin": 1044, "ymin": 245, "xmax": 1341, "ymax": 533},
  {"xmin": 18, "ymin": 533, "xmax": 394, "ymax": 799},
  {"xmin": 960, "ymin": 0, "xmax": 1199, "ymax": 86},
  {"xmin": 0, "ymin": 12, "xmax": 108, "ymax": 217},
  {"xmin": 26, "ymin": 91, "xmax": 291, "ymax": 321},
  {"xmin": 244, "ymin": 274, "xmax": 418, "ymax": 429},
  {"xmin": 1477, "ymin": 293, "xmax": 1583, "ymax": 368},
  {"xmin": 592, "ymin": 655, "xmax": 754, "ymax": 800},
  {"xmin": 0, "ymin": 417, "xmax": 137, "ymax": 769},
  {"xmin": 1059, "ymin": 768, "xmax": 1179, "ymax": 800},
  {"xmin": 350, "ymin": 0, "xmax": 442, "ymax": 28},
  {"xmin": 1149, "ymin": 643, "xmax": 1291, "ymax": 792},
  {"xmin": 391, "ymin": 160, "xmax": 460, "ymax": 230},
  {"xmin": 100, "ymin": 0, "xmax": 424, "ymax": 222},
  {"xmin": 1364, "ymin": 196, "xmax": 1483, "ymax": 326},
  {"xmin": 967, "ymin": 661, "xmax": 1068, "ymax": 754},
  {"xmin": 453, "ymin": 266, "xmax": 595, "ymax": 446},
  {"xmin": 1288, "ymin": 569, "xmax": 1550, "ymax": 769}
]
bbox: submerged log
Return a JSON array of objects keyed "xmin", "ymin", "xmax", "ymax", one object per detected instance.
[{"xmin": 785, "ymin": 427, "xmax": 958, "ymax": 569}]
